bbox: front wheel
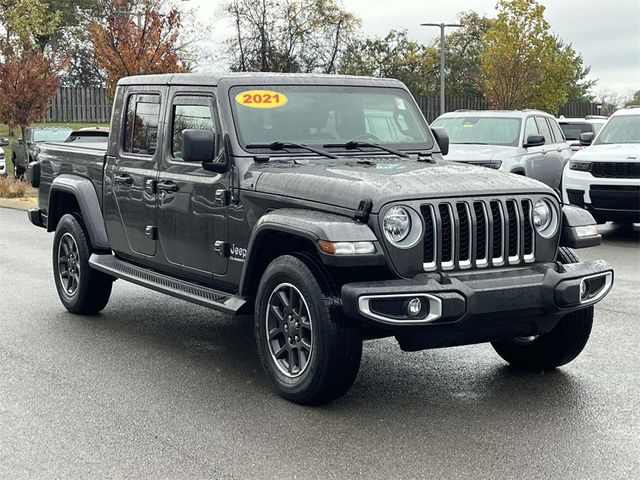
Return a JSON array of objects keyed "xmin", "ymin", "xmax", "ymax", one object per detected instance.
[
  {"xmin": 255, "ymin": 254, "xmax": 362, "ymax": 405},
  {"xmin": 53, "ymin": 213, "xmax": 114, "ymax": 314},
  {"xmin": 491, "ymin": 247, "xmax": 593, "ymax": 370}
]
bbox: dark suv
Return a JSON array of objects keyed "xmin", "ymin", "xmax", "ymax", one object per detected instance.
[{"xmin": 28, "ymin": 73, "xmax": 613, "ymax": 404}]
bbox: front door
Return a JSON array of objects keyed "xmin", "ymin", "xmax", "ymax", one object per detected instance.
[
  {"xmin": 104, "ymin": 91, "xmax": 163, "ymax": 258},
  {"xmin": 156, "ymin": 90, "xmax": 229, "ymax": 279}
]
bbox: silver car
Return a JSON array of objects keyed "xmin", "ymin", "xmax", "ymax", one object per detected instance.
[{"xmin": 431, "ymin": 110, "xmax": 571, "ymax": 189}]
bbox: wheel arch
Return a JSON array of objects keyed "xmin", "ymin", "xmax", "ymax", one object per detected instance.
[
  {"xmin": 238, "ymin": 208, "xmax": 380, "ymax": 300},
  {"xmin": 48, "ymin": 175, "xmax": 110, "ymax": 251}
]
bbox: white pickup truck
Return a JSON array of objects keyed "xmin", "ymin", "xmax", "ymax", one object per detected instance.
[{"xmin": 563, "ymin": 106, "xmax": 640, "ymax": 224}]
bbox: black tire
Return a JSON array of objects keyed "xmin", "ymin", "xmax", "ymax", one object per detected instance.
[
  {"xmin": 13, "ymin": 156, "xmax": 24, "ymax": 179},
  {"xmin": 491, "ymin": 247, "xmax": 593, "ymax": 370},
  {"xmin": 255, "ymin": 254, "xmax": 362, "ymax": 405},
  {"xmin": 52, "ymin": 213, "xmax": 114, "ymax": 314}
]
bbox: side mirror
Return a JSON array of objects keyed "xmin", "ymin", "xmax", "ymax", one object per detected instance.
[
  {"xmin": 17, "ymin": 138, "xmax": 24, "ymax": 145},
  {"xmin": 579, "ymin": 132, "xmax": 594, "ymax": 146},
  {"xmin": 182, "ymin": 129, "xmax": 226, "ymax": 173},
  {"xmin": 524, "ymin": 134, "xmax": 545, "ymax": 148},
  {"xmin": 0, "ymin": 137, "xmax": 8, "ymax": 147},
  {"xmin": 431, "ymin": 127, "xmax": 449, "ymax": 156}
]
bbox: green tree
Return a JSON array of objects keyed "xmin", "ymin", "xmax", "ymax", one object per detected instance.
[
  {"xmin": 478, "ymin": 0, "xmax": 581, "ymax": 112},
  {"xmin": 625, "ymin": 90, "xmax": 640, "ymax": 107},
  {"xmin": 225, "ymin": 0, "xmax": 360, "ymax": 73},
  {"xmin": 440, "ymin": 11, "xmax": 494, "ymax": 96},
  {"xmin": 339, "ymin": 30, "xmax": 438, "ymax": 95}
]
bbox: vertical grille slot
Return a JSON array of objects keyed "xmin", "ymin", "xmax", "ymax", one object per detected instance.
[
  {"xmin": 506, "ymin": 200, "xmax": 519, "ymax": 262},
  {"xmin": 521, "ymin": 199, "xmax": 534, "ymax": 260},
  {"xmin": 490, "ymin": 201, "xmax": 504, "ymax": 264},
  {"xmin": 456, "ymin": 203, "xmax": 471, "ymax": 267},
  {"xmin": 439, "ymin": 204, "xmax": 454, "ymax": 268},
  {"xmin": 420, "ymin": 196, "xmax": 536, "ymax": 272},
  {"xmin": 473, "ymin": 202, "xmax": 488, "ymax": 266},
  {"xmin": 421, "ymin": 205, "xmax": 436, "ymax": 270}
]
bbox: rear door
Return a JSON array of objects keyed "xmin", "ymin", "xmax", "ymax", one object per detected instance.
[
  {"xmin": 156, "ymin": 88, "xmax": 229, "ymax": 280},
  {"xmin": 104, "ymin": 88, "xmax": 164, "ymax": 259}
]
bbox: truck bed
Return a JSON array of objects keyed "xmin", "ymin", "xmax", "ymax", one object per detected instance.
[{"xmin": 37, "ymin": 141, "xmax": 108, "ymax": 215}]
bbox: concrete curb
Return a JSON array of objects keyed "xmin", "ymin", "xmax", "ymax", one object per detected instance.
[{"xmin": 0, "ymin": 197, "xmax": 37, "ymax": 211}]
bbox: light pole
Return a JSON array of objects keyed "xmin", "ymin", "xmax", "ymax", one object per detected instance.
[{"xmin": 420, "ymin": 23, "xmax": 462, "ymax": 116}]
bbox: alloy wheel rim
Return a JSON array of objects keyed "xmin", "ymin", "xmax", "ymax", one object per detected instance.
[
  {"xmin": 57, "ymin": 232, "xmax": 81, "ymax": 297},
  {"xmin": 266, "ymin": 282, "xmax": 313, "ymax": 378}
]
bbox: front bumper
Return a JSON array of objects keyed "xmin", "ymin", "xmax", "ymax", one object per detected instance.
[
  {"xmin": 341, "ymin": 260, "xmax": 613, "ymax": 351},
  {"xmin": 563, "ymin": 168, "xmax": 640, "ymax": 222}
]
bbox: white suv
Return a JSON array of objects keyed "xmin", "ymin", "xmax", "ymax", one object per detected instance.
[{"xmin": 562, "ymin": 107, "xmax": 640, "ymax": 224}]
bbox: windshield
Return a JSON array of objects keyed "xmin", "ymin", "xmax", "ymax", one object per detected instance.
[
  {"xmin": 229, "ymin": 85, "xmax": 432, "ymax": 153},
  {"xmin": 33, "ymin": 129, "xmax": 72, "ymax": 142},
  {"xmin": 431, "ymin": 116, "xmax": 521, "ymax": 147},
  {"xmin": 594, "ymin": 115, "xmax": 640, "ymax": 144}
]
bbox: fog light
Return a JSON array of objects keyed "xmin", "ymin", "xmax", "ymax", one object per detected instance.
[
  {"xmin": 407, "ymin": 298, "xmax": 422, "ymax": 317},
  {"xmin": 580, "ymin": 280, "xmax": 589, "ymax": 300}
]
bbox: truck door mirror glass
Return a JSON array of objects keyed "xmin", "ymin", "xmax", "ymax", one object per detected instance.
[
  {"xmin": 431, "ymin": 127, "xmax": 449, "ymax": 156},
  {"xmin": 579, "ymin": 132, "xmax": 594, "ymax": 146},
  {"xmin": 0, "ymin": 137, "xmax": 8, "ymax": 146},
  {"xmin": 524, "ymin": 134, "xmax": 545, "ymax": 148}
]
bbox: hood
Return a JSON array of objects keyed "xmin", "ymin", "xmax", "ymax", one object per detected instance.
[
  {"xmin": 572, "ymin": 143, "xmax": 640, "ymax": 162},
  {"xmin": 444, "ymin": 144, "xmax": 517, "ymax": 163},
  {"xmin": 251, "ymin": 156, "xmax": 551, "ymax": 213}
]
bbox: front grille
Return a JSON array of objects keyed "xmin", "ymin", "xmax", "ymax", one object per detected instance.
[
  {"xmin": 591, "ymin": 162, "xmax": 640, "ymax": 179},
  {"xmin": 422, "ymin": 198, "xmax": 536, "ymax": 271},
  {"xmin": 590, "ymin": 185, "xmax": 640, "ymax": 211}
]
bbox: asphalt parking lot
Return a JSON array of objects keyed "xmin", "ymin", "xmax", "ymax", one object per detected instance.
[{"xmin": 0, "ymin": 206, "xmax": 638, "ymax": 479}]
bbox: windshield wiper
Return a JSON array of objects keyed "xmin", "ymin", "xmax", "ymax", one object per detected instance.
[
  {"xmin": 246, "ymin": 141, "xmax": 337, "ymax": 159},
  {"xmin": 323, "ymin": 141, "xmax": 410, "ymax": 158}
]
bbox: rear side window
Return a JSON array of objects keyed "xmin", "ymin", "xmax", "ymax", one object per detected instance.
[
  {"xmin": 124, "ymin": 94, "xmax": 161, "ymax": 155},
  {"xmin": 548, "ymin": 118, "xmax": 565, "ymax": 143},
  {"xmin": 535, "ymin": 117, "xmax": 552, "ymax": 144}
]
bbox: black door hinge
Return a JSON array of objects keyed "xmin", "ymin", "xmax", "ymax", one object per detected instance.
[
  {"xmin": 214, "ymin": 241, "xmax": 229, "ymax": 257},
  {"xmin": 354, "ymin": 198, "xmax": 373, "ymax": 223},
  {"xmin": 214, "ymin": 189, "xmax": 230, "ymax": 207},
  {"xmin": 145, "ymin": 225, "xmax": 158, "ymax": 240}
]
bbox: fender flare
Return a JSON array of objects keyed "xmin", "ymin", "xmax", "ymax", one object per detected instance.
[
  {"xmin": 238, "ymin": 208, "xmax": 383, "ymax": 297},
  {"xmin": 48, "ymin": 174, "xmax": 110, "ymax": 250},
  {"xmin": 560, "ymin": 204, "xmax": 601, "ymax": 248}
]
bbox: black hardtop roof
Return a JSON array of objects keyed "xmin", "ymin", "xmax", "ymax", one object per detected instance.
[{"xmin": 117, "ymin": 72, "xmax": 405, "ymax": 89}]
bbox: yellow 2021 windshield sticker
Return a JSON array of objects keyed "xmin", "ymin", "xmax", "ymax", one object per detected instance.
[{"xmin": 235, "ymin": 90, "xmax": 288, "ymax": 108}]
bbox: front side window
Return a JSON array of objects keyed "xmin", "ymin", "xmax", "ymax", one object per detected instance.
[
  {"xmin": 229, "ymin": 85, "xmax": 432, "ymax": 153},
  {"xmin": 171, "ymin": 103, "xmax": 214, "ymax": 158},
  {"xmin": 124, "ymin": 94, "xmax": 161, "ymax": 155},
  {"xmin": 595, "ymin": 115, "xmax": 640, "ymax": 144},
  {"xmin": 524, "ymin": 117, "xmax": 539, "ymax": 141},
  {"xmin": 534, "ymin": 117, "xmax": 552, "ymax": 144},
  {"xmin": 431, "ymin": 116, "xmax": 521, "ymax": 147}
]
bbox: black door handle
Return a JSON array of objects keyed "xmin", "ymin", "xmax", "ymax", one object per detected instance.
[
  {"xmin": 157, "ymin": 181, "xmax": 179, "ymax": 193},
  {"xmin": 114, "ymin": 174, "xmax": 133, "ymax": 186}
]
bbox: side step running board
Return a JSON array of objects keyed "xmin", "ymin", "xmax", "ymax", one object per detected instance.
[{"xmin": 89, "ymin": 254, "xmax": 246, "ymax": 314}]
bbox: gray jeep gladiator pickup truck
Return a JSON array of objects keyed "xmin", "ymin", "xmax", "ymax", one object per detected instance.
[{"xmin": 28, "ymin": 73, "xmax": 613, "ymax": 404}]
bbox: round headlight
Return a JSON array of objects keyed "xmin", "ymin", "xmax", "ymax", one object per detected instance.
[
  {"xmin": 383, "ymin": 206, "xmax": 411, "ymax": 244},
  {"xmin": 533, "ymin": 199, "xmax": 556, "ymax": 237}
]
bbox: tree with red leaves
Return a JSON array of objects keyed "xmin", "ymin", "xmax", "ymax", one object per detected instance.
[
  {"xmin": 90, "ymin": 0, "xmax": 191, "ymax": 97},
  {"xmin": 0, "ymin": 49, "xmax": 65, "ymax": 139}
]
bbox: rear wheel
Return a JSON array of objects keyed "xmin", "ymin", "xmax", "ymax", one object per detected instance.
[
  {"xmin": 255, "ymin": 254, "xmax": 362, "ymax": 405},
  {"xmin": 491, "ymin": 247, "xmax": 593, "ymax": 370},
  {"xmin": 53, "ymin": 214, "xmax": 114, "ymax": 314}
]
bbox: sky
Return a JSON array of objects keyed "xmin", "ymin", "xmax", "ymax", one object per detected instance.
[{"xmin": 183, "ymin": 0, "xmax": 640, "ymax": 96}]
